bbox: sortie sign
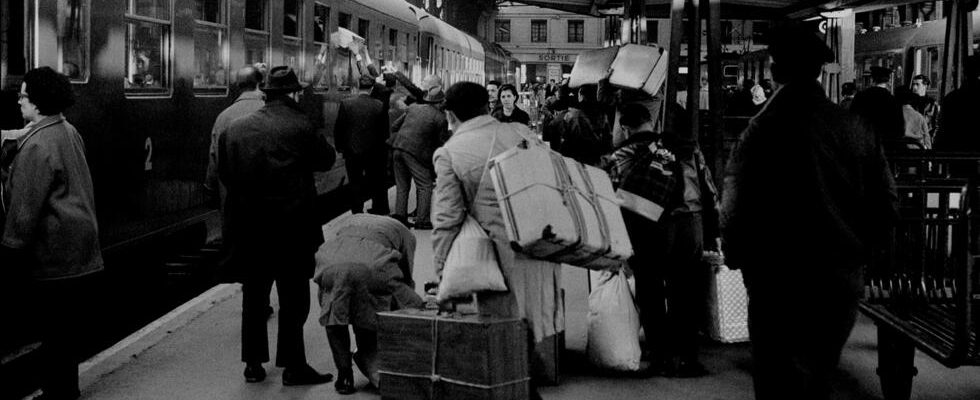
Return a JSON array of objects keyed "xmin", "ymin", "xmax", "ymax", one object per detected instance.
[{"xmin": 538, "ymin": 53, "xmax": 574, "ymax": 62}]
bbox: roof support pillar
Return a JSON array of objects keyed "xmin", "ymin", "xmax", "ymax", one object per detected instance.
[
  {"xmin": 703, "ymin": 0, "xmax": 724, "ymax": 179},
  {"xmin": 686, "ymin": 0, "xmax": 702, "ymax": 144},
  {"xmin": 664, "ymin": 0, "xmax": 686, "ymax": 135},
  {"xmin": 941, "ymin": 0, "xmax": 977, "ymax": 98}
]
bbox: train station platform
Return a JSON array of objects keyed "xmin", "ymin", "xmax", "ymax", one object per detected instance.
[{"xmin": 37, "ymin": 208, "xmax": 980, "ymax": 400}]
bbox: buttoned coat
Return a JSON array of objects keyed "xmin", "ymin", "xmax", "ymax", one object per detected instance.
[
  {"xmin": 205, "ymin": 90, "xmax": 265, "ymax": 199},
  {"xmin": 217, "ymin": 98, "xmax": 335, "ymax": 280},
  {"xmin": 431, "ymin": 115, "xmax": 564, "ymax": 342},
  {"xmin": 335, "ymin": 93, "xmax": 388, "ymax": 156}
]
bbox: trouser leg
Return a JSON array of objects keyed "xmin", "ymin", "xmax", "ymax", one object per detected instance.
[
  {"xmin": 242, "ymin": 276, "xmax": 275, "ymax": 364},
  {"xmin": 274, "ymin": 276, "xmax": 311, "ymax": 368},
  {"xmin": 631, "ymin": 253, "xmax": 667, "ymax": 357},
  {"xmin": 392, "ymin": 150, "xmax": 412, "ymax": 218},
  {"xmin": 352, "ymin": 327, "xmax": 378, "ymax": 380},
  {"xmin": 365, "ymin": 149, "xmax": 390, "ymax": 215},
  {"xmin": 664, "ymin": 213, "xmax": 705, "ymax": 361},
  {"xmin": 344, "ymin": 154, "xmax": 366, "ymax": 213},
  {"xmin": 405, "ymin": 152, "xmax": 435, "ymax": 225},
  {"xmin": 326, "ymin": 326, "xmax": 353, "ymax": 374}
]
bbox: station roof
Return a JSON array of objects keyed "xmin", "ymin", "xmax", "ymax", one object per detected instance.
[{"xmin": 515, "ymin": 0, "xmax": 931, "ymax": 20}]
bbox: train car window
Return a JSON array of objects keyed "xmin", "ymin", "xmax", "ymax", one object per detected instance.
[
  {"xmin": 57, "ymin": 0, "xmax": 90, "ymax": 83},
  {"xmin": 283, "ymin": 0, "xmax": 300, "ymax": 38},
  {"xmin": 244, "ymin": 0, "xmax": 269, "ymax": 66},
  {"xmin": 388, "ymin": 29, "xmax": 397, "ymax": 61},
  {"xmin": 193, "ymin": 0, "xmax": 228, "ymax": 95},
  {"xmin": 283, "ymin": 40, "xmax": 302, "ymax": 74},
  {"xmin": 495, "ymin": 20, "xmax": 510, "ymax": 43},
  {"xmin": 339, "ymin": 13, "xmax": 351, "ymax": 30},
  {"xmin": 245, "ymin": 0, "xmax": 266, "ymax": 30},
  {"xmin": 125, "ymin": 0, "xmax": 173, "ymax": 96},
  {"xmin": 131, "ymin": 0, "xmax": 170, "ymax": 20},
  {"xmin": 927, "ymin": 47, "xmax": 940, "ymax": 89},
  {"xmin": 313, "ymin": 2, "xmax": 329, "ymax": 43}
]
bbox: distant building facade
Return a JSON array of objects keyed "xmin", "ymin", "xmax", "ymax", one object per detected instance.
[{"xmin": 493, "ymin": 2, "xmax": 606, "ymax": 85}]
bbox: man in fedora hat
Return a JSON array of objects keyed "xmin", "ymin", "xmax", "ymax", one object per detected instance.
[
  {"xmin": 722, "ymin": 25, "xmax": 897, "ymax": 399},
  {"xmin": 850, "ymin": 65, "xmax": 905, "ymax": 147},
  {"xmin": 336, "ymin": 74, "xmax": 390, "ymax": 215},
  {"xmin": 217, "ymin": 66, "xmax": 336, "ymax": 386},
  {"xmin": 388, "ymin": 85, "xmax": 449, "ymax": 229}
]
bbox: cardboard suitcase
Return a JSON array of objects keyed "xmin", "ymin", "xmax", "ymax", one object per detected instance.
[
  {"xmin": 707, "ymin": 265, "xmax": 750, "ymax": 343},
  {"xmin": 377, "ymin": 309, "xmax": 530, "ymax": 400},
  {"xmin": 489, "ymin": 141, "xmax": 633, "ymax": 270},
  {"xmin": 569, "ymin": 44, "xmax": 668, "ymax": 97},
  {"xmin": 568, "ymin": 46, "xmax": 619, "ymax": 89}
]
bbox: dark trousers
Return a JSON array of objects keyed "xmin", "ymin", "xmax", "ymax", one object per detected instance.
[
  {"xmin": 631, "ymin": 212, "xmax": 708, "ymax": 361},
  {"xmin": 344, "ymin": 150, "xmax": 390, "ymax": 215},
  {"xmin": 391, "ymin": 149, "xmax": 435, "ymax": 224},
  {"xmin": 743, "ymin": 264, "xmax": 862, "ymax": 400},
  {"xmin": 325, "ymin": 325, "xmax": 377, "ymax": 376},
  {"xmin": 34, "ymin": 274, "xmax": 99, "ymax": 400},
  {"xmin": 241, "ymin": 275, "xmax": 311, "ymax": 367}
]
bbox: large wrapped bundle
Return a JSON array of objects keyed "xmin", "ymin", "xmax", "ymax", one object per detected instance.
[
  {"xmin": 568, "ymin": 44, "xmax": 668, "ymax": 97},
  {"xmin": 707, "ymin": 265, "xmax": 750, "ymax": 343},
  {"xmin": 489, "ymin": 141, "xmax": 633, "ymax": 270},
  {"xmin": 378, "ymin": 309, "xmax": 530, "ymax": 400}
]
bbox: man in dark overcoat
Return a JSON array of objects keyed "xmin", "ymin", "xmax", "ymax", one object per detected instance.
[
  {"xmin": 217, "ymin": 66, "xmax": 336, "ymax": 385},
  {"xmin": 849, "ymin": 66, "xmax": 905, "ymax": 147},
  {"xmin": 721, "ymin": 26, "xmax": 898, "ymax": 400},
  {"xmin": 335, "ymin": 74, "xmax": 390, "ymax": 214}
]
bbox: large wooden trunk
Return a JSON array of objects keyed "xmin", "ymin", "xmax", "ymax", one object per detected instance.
[{"xmin": 378, "ymin": 309, "xmax": 530, "ymax": 400}]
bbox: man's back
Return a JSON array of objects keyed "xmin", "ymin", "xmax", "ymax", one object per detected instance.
[
  {"xmin": 390, "ymin": 103, "xmax": 448, "ymax": 162},
  {"xmin": 723, "ymin": 81, "xmax": 897, "ymax": 269},
  {"xmin": 218, "ymin": 100, "xmax": 334, "ymax": 250},
  {"xmin": 336, "ymin": 94, "xmax": 387, "ymax": 155},
  {"xmin": 935, "ymin": 83, "xmax": 980, "ymax": 151},
  {"xmin": 850, "ymin": 86, "xmax": 905, "ymax": 142}
]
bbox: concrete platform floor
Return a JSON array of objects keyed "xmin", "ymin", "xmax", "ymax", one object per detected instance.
[{"xmin": 73, "ymin": 184, "xmax": 980, "ymax": 400}]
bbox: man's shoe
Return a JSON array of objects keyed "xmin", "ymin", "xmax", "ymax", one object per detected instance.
[
  {"xmin": 244, "ymin": 364, "xmax": 266, "ymax": 383},
  {"xmin": 282, "ymin": 365, "xmax": 333, "ymax": 386},
  {"xmin": 335, "ymin": 374, "xmax": 356, "ymax": 395}
]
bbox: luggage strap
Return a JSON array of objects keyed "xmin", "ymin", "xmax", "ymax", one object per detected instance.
[
  {"xmin": 494, "ymin": 150, "xmax": 615, "ymax": 262},
  {"xmin": 376, "ymin": 316, "xmax": 531, "ymax": 393}
]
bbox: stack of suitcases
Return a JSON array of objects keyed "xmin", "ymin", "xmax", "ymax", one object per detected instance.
[
  {"xmin": 377, "ymin": 309, "xmax": 530, "ymax": 400},
  {"xmin": 568, "ymin": 43, "xmax": 668, "ymax": 97}
]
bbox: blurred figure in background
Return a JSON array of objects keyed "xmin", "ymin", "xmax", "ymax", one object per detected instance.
[
  {"xmin": 850, "ymin": 66, "xmax": 905, "ymax": 145},
  {"xmin": 838, "ymin": 82, "xmax": 856, "ymax": 110},
  {"xmin": 3, "ymin": 66, "xmax": 103, "ymax": 400},
  {"xmin": 558, "ymin": 85, "xmax": 605, "ymax": 166},
  {"xmin": 897, "ymin": 88, "xmax": 931, "ymax": 149},
  {"xmin": 487, "ymin": 80, "xmax": 502, "ymax": 114},
  {"xmin": 935, "ymin": 55, "xmax": 980, "ymax": 151},
  {"xmin": 908, "ymin": 74, "xmax": 940, "ymax": 141}
]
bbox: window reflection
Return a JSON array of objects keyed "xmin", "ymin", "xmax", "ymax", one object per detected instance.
[
  {"xmin": 194, "ymin": 26, "xmax": 226, "ymax": 90},
  {"xmin": 314, "ymin": 2, "xmax": 329, "ymax": 43},
  {"xmin": 58, "ymin": 0, "xmax": 89, "ymax": 81},
  {"xmin": 245, "ymin": 34, "xmax": 268, "ymax": 66},
  {"xmin": 132, "ymin": 0, "xmax": 170, "ymax": 20},
  {"xmin": 194, "ymin": 0, "xmax": 222, "ymax": 23}
]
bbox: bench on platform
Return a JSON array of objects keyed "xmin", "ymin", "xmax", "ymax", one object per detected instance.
[{"xmin": 859, "ymin": 152, "xmax": 980, "ymax": 400}]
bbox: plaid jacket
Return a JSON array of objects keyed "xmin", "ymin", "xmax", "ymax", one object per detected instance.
[{"xmin": 603, "ymin": 131, "xmax": 680, "ymax": 222}]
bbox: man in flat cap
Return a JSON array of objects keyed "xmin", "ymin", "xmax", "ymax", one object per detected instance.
[
  {"xmin": 217, "ymin": 66, "xmax": 336, "ymax": 386},
  {"xmin": 850, "ymin": 66, "xmax": 906, "ymax": 148},
  {"xmin": 336, "ymin": 74, "xmax": 391, "ymax": 214},
  {"xmin": 721, "ymin": 24, "xmax": 898, "ymax": 400}
]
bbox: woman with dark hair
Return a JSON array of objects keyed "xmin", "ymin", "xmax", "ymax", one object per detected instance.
[
  {"xmin": 3, "ymin": 66, "xmax": 103, "ymax": 400},
  {"xmin": 491, "ymin": 84, "xmax": 531, "ymax": 125}
]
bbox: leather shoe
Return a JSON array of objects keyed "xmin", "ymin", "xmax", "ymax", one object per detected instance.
[
  {"xmin": 282, "ymin": 365, "xmax": 333, "ymax": 386},
  {"xmin": 244, "ymin": 364, "xmax": 266, "ymax": 383},
  {"xmin": 335, "ymin": 373, "xmax": 356, "ymax": 395}
]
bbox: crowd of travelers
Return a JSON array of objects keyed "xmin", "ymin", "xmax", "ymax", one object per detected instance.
[{"xmin": 2, "ymin": 20, "xmax": 979, "ymax": 400}]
